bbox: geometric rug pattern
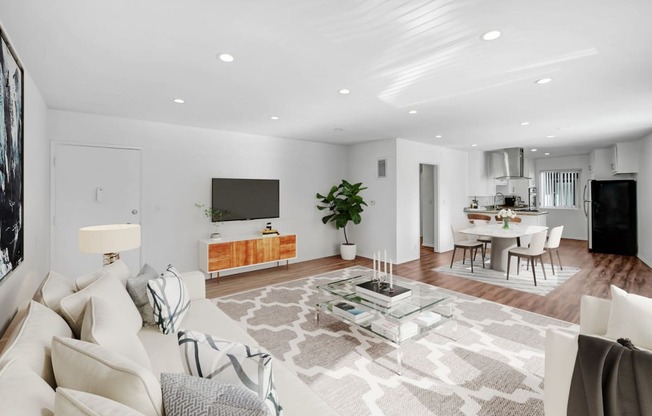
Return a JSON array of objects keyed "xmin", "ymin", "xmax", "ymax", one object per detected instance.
[
  {"xmin": 214, "ymin": 267, "xmax": 578, "ymax": 415},
  {"xmin": 434, "ymin": 260, "xmax": 580, "ymax": 296}
]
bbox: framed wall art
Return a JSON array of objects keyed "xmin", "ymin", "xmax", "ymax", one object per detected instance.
[{"xmin": 0, "ymin": 26, "xmax": 24, "ymax": 283}]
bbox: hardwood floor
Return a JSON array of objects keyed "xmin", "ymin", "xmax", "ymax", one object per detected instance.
[{"xmin": 206, "ymin": 238, "xmax": 652, "ymax": 324}]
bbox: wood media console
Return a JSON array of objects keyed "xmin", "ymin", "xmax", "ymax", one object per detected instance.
[{"xmin": 198, "ymin": 234, "xmax": 297, "ymax": 281}]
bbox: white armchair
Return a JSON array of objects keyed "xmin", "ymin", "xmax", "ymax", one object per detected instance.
[{"xmin": 544, "ymin": 295, "xmax": 612, "ymax": 416}]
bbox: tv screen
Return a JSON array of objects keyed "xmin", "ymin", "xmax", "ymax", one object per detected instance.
[{"xmin": 212, "ymin": 178, "xmax": 280, "ymax": 221}]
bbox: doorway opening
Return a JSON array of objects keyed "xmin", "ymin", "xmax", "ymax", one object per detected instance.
[{"xmin": 419, "ymin": 164, "xmax": 438, "ymax": 255}]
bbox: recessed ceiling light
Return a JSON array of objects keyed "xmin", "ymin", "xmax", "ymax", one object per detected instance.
[
  {"xmin": 471, "ymin": 144, "xmax": 478, "ymax": 147},
  {"xmin": 520, "ymin": 122, "xmax": 530, "ymax": 126},
  {"xmin": 531, "ymin": 148, "xmax": 538, "ymax": 152},
  {"xmin": 217, "ymin": 53, "xmax": 234, "ymax": 62},
  {"xmin": 270, "ymin": 116, "xmax": 279, "ymax": 120},
  {"xmin": 338, "ymin": 89, "xmax": 350, "ymax": 95},
  {"xmin": 173, "ymin": 98, "xmax": 184, "ymax": 104},
  {"xmin": 408, "ymin": 110, "xmax": 418, "ymax": 114},
  {"xmin": 435, "ymin": 135, "xmax": 442, "ymax": 139},
  {"xmin": 545, "ymin": 152, "xmax": 551, "ymax": 156},
  {"xmin": 546, "ymin": 135, "xmax": 556, "ymax": 138},
  {"xmin": 481, "ymin": 30, "xmax": 502, "ymax": 41},
  {"xmin": 535, "ymin": 78, "xmax": 553, "ymax": 84}
]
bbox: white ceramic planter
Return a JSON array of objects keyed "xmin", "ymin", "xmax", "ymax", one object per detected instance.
[{"xmin": 340, "ymin": 243, "xmax": 357, "ymax": 260}]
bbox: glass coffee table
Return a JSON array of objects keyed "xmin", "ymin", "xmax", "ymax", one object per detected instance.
[{"xmin": 316, "ymin": 270, "xmax": 452, "ymax": 374}]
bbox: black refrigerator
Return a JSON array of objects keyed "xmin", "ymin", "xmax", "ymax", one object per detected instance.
[{"xmin": 584, "ymin": 180, "xmax": 637, "ymax": 255}]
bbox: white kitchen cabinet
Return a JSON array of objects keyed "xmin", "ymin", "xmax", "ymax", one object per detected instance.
[
  {"xmin": 611, "ymin": 141, "xmax": 640, "ymax": 174},
  {"xmin": 588, "ymin": 148, "xmax": 614, "ymax": 180}
]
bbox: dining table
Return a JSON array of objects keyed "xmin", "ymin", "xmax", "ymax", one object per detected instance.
[{"xmin": 459, "ymin": 224, "xmax": 548, "ymax": 272}]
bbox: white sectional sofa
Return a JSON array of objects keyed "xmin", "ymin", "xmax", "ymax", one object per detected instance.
[
  {"xmin": 0, "ymin": 261, "xmax": 339, "ymax": 415},
  {"xmin": 544, "ymin": 287, "xmax": 652, "ymax": 416}
]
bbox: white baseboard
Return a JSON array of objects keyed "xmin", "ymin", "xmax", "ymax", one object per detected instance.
[{"xmin": 639, "ymin": 254, "xmax": 652, "ymax": 268}]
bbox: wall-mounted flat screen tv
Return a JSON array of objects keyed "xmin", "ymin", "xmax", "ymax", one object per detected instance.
[{"xmin": 212, "ymin": 178, "xmax": 280, "ymax": 221}]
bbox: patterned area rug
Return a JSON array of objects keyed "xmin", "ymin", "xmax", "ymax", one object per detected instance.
[
  {"xmin": 214, "ymin": 267, "xmax": 577, "ymax": 416},
  {"xmin": 434, "ymin": 260, "xmax": 579, "ymax": 296}
]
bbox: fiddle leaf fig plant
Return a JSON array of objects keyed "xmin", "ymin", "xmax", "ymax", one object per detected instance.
[{"xmin": 316, "ymin": 179, "xmax": 367, "ymax": 245}]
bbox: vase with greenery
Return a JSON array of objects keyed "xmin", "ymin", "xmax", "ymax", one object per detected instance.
[
  {"xmin": 195, "ymin": 203, "xmax": 229, "ymax": 239},
  {"xmin": 316, "ymin": 179, "xmax": 367, "ymax": 260}
]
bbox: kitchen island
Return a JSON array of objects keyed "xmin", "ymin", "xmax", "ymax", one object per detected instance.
[{"xmin": 463, "ymin": 208, "xmax": 548, "ymax": 226}]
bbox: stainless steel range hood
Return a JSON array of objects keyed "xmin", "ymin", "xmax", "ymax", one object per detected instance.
[{"xmin": 490, "ymin": 147, "xmax": 530, "ymax": 179}]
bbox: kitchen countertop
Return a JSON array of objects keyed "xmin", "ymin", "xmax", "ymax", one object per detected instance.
[{"xmin": 463, "ymin": 207, "xmax": 548, "ymax": 216}]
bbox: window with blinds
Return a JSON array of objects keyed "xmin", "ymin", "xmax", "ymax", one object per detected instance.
[{"xmin": 540, "ymin": 170, "xmax": 580, "ymax": 208}]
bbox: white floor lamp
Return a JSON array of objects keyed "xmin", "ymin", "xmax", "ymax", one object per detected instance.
[{"xmin": 79, "ymin": 224, "xmax": 141, "ymax": 266}]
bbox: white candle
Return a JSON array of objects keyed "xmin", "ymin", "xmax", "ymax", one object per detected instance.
[
  {"xmin": 372, "ymin": 252, "xmax": 376, "ymax": 279},
  {"xmin": 390, "ymin": 261, "xmax": 393, "ymax": 289},
  {"xmin": 384, "ymin": 250, "xmax": 387, "ymax": 276}
]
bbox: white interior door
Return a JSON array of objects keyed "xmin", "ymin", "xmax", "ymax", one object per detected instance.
[{"xmin": 52, "ymin": 143, "xmax": 141, "ymax": 277}]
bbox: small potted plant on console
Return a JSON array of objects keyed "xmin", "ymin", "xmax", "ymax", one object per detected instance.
[{"xmin": 195, "ymin": 203, "xmax": 229, "ymax": 240}]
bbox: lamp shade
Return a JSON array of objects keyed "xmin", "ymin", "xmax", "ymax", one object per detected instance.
[{"xmin": 79, "ymin": 224, "xmax": 141, "ymax": 254}]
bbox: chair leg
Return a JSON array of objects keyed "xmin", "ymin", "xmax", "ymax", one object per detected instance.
[
  {"xmin": 506, "ymin": 253, "xmax": 511, "ymax": 280},
  {"xmin": 556, "ymin": 249, "xmax": 563, "ymax": 271},
  {"xmin": 549, "ymin": 250, "xmax": 556, "ymax": 275},
  {"xmin": 531, "ymin": 257, "xmax": 537, "ymax": 286},
  {"xmin": 480, "ymin": 247, "xmax": 485, "ymax": 269},
  {"xmin": 450, "ymin": 247, "xmax": 457, "ymax": 268},
  {"xmin": 462, "ymin": 248, "xmax": 467, "ymax": 265},
  {"xmin": 540, "ymin": 255, "xmax": 547, "ymax": 280},
  {"xmin": 517, "ymin": 257, "xmax": 520, "ymax": 275},
  {"xmin": 470, "ymin": 248, "xmax": 474, "ymax": 273}
]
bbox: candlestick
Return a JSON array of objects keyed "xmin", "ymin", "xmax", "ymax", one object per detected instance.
[
  {"xmin": 390, "ymin": 261, "xmax": 393, "ymax": 289},
  {"xmin": 373, "ymin": 252, "xmax": 376, "ymax": 280},
  {"xmin": 384, "ymin": 250, "xmax": 387, "ymax": 277}
]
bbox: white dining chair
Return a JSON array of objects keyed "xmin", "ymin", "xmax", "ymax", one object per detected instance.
[
  {"xmin": 450, "ymin": 225, "xmax": 485, "ymax": 273},
  {"xmin": 545, "ymin": 225, "xmax": 564, "ymax": 275},
  {"xmin": 506, "ymin": 230, "xmax": 547, "ymax": 286}
]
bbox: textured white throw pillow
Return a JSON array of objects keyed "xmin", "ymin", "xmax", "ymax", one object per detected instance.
[
  {"xmin": 51, "ymin": 336, "xmax": 163, "ymax": 416},
  {"xmin": 60, "ymin": 272, "xmax": 142, "ymax": 337},
  {"xmin": 0, "ymin": 359, "xmax": 55, "ymax": 415},
  {"xmin": 76, "ymin": 260, "xmax": 131, "ymax": 290},
  {"xmin": 605, "ymin": 285, "xmax": 652, "ymax": 350},
  {"xmin": 0, "ymin": 300, "xmax": 73, "ymax": 388},
  {"xmin": 147, "ymin": 265, "xmax": 190, "ymax": 335},
  {"xmin": 55, "ymin": 388, "xmax": 147, "ymax": 416},
  {"xmin": 81, "ymin": 296, "xmax": 152, "ymax": 370},
  {"xmin": 178, "ymin": 330, "xmax": 281, "ymax": 415}
]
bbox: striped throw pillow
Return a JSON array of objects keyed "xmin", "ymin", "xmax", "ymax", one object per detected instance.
[
  {"xmin": 147, "ymin": 265, "xmax": 190, "ymax": 335},
  {"xmin": 178, "ymin": 330, "xmax": 282, "ymax": 416}
]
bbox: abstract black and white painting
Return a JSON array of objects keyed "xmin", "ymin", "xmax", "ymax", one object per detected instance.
[{"xmin": 0, "ymin": 28, "xmax": 24, "ymax": 283}]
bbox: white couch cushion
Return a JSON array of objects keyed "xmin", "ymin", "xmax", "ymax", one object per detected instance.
[
  {"xmin": 55, "ymin": 387, "xmax": 147, "ymax": 416},
  {"xmin": 0, "ymin": 359, "xmax": 55, "ymax": 415},
  {"xmin": 0, "ymin": 300, "xmax": 73, "ymax": 388},
  {"xmin": 33, "ymin": 271, "xmax": 76, "ymax": 314},
  {"xmin": 81, "ymin": 296, "xmax": 151, "ymax": 370},
  {"xmin": 161, "ymin": 373, "xmax": 271, "ymax": 416},
  {"xmin": 605, "ymin": 285, "xmax": 652, "ymax": 350},
  {"xmin": 60, "ymin": 272, "xmax": 142, "ymax": 337},
  {"xmin": 178, "ymin": 330, "xmax": 281, "ymax": 415},
  {"xmin": 147, "ymin": 265, "xmax": 190, "ymax": 335},
  {"xmin": 51, "ymin": 336, "xmax": 163, "ymax": 416},
  {"xmin": 76, "ymin": 260, "xmax": 131, "ymax": 290}
]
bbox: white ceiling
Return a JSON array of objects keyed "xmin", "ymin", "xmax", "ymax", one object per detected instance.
[{"xmin": 2, "ymin": 0, "xmax": 652, "ymax": 156}]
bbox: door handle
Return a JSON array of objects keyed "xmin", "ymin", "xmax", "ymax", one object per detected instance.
[{"xmin": 132, "ymin": 209, "xmax": 138, "ymax": 215}]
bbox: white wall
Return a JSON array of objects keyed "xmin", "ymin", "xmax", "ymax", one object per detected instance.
[
  {"xmin": 396, "ymin": 139, "xmax": 469, "ymax": 263},
  {"xmin": 0, "ymin": 73, "xmax": 51, "ymax": 332},
  {"xmin": 637, "ymin": 133, "xmax": 652, "ymax": 266},
  {"xmin": 534, "ymin": 154, "xmax": 590, "ymax": 240},
  {"xmin": 346, "ymin": 139, "xmax": 397, "ymax": 261},
  {"xmin": 48, "ymin": 110, "xmax": 347, "ymax": 275}
]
